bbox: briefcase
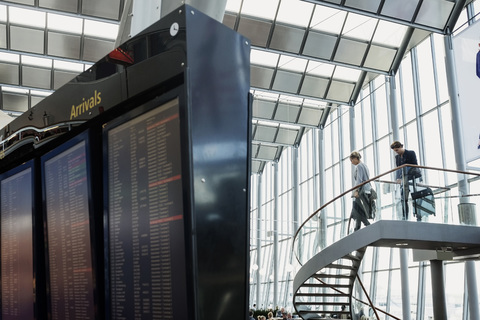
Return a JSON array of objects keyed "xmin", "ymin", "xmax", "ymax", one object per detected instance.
[{"xmin": 411, "ymin": 187, "xmax": 435, "ymax": 216}]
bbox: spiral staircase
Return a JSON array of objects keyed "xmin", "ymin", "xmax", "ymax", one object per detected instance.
[
  {"xmin": 293, "ymin": 220, "xmax": 480, "ymax": 319},
  {"xmin": 295, "ymin": 247, "xmax": 366, "ymax": 319}
]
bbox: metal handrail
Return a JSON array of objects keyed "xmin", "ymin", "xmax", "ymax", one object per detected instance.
[{"xmin": 292, "ymin": 164, "xmax": 480, "ymax": 265}]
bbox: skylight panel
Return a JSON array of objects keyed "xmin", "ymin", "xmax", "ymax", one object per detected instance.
[
  {"xmin": 276, "ymin": 0, "xmax": 314, "ymax": 28},
  {"xmin": 22, "ymin": 55, "xmax": 52, "ymax": 68},
  {"xmin": 280, "ymin": 123, "xmax": 301, "ymax": 130},
  {"xmin": 54, "ymin": 60, "xmax": 84, "ymax": 73},
  {"xmin": 225, "ymin": 0, "xmax": 242, "ymax": 13},
  {"xmin": 278, "ymin": 55, "xmax": 307, "ymax": 72},
  {"xmin": 279, "ymin": 94, "xmax": 303, "ymax": 105},
  {"xmin": 342, "ymin": 12, "xmax": 376, "ymax": 41},
  {"xmin": 0, "ymin": 52, "xmax": 20, "ymax": 64},
  {"xmin": 372, "ymin": 20, "xmax": 407, "ymax": 47},
  {"xmin": 47, "ymin": 13, "xmax": 83, "ymax": 34},
  {"xmin": 252, "ymin": 90, "xmax": 279, "ymax": 102},
  {"xmin": 256, "ymin": 119, "xmax": 279, "ymax": 127},
  {"xmin": 241, "ymin": 0, "xmax": 279, "ymax": 20},
  {"xmin": 333, "ymin": 66, "xmax": 361, "ymax": 82},
  {"xmin": 303, "ymin": 99, "xmax": 327, "ymax": 108},
  {"xmin": 2, "ymin": 86, "xmax": 28, "ymax": 94},
  {"xmin": 31, "ymin": 90, "xmax": 52, "ymax": 97},
  {"xmin": 0, "ymin": 5, "xmax": 6, "ymax": 23},
  {"xmin": 251, "ymin": 49, "xmax": 279, "ymax": 67},
  {"xmin": 84, "ymin": 20, "xmax": 119, "ymax": 40},
  {"xmin": 306, "ymin": 61, "xmax": 335, "ymax": 77},
  {"xmin": 310, "ymin": 5, "xmax": 346, "ymax": 34},
  {"xmin": 9, "ymin": 7, "xmax": 45, "ymax": 28}
]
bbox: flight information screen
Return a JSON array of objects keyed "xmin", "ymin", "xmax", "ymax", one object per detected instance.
[
  {"xmin": 1, "ymin": 165, "xmax": 34, "ymax": 320},
  {"xmin": 43, "ymin": 139, "xmax": 95, "ymax": 320},
  {"xmin": 106, "ymin": 98, "xmax": 189, "ymax": 319}
]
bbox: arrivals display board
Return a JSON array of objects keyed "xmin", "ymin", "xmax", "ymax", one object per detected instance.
[
  {"xmin": 42, "ymin": 136, "xmax": 97, "ymax": 320},
  {"xmin": 0, "ymin": 6, "xmax": 250, "ymax": 320},
  {"xmin": 0, "ymin": 163, "xmax": 34, "ymax": 320},
  {"xmin": 105, "ymin": 98, "xmax": 189, "ymax": 319}
]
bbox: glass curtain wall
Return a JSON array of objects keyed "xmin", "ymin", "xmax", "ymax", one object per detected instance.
[{"xmin": 249, "ymin": 15, "xmax": 480, "ymax": 320}]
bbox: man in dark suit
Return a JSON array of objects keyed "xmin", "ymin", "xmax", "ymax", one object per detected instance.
[{"xmin": 391, "ymin": 141, "xmax": 421, "ymax": 220}]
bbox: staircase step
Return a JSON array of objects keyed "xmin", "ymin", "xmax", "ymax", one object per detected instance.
[
  {"xmin": 295, "ymin": 301, "xmax": 349, "ymax": 306},
  {"xmin": 314, "ymin": 273, "xmax": 355, "ymax": 279},
  {"xmin": 296, "ymin": 315, "xmax": 325, "ymax": 320},
  {"xmin": 295, "ymin": 292, "xmax": 348, "ymax": 297},
  {"xmin": 343, "ymin": 253, "xmax": 362, "ymax": 261},
  {"xmin": 298, "ymin": 310, "xmax": 351, "ymax": 316},
  {"xmin": 324, "ymin": 263, "xmax": 355, "ymax": 270},
  {"xmin": 301, "ymin": 283, "xmax": 351, "ymax": 288},
  {"xmin": 294, "ymin": 246, "xmax": 367, "ymax": 320}
]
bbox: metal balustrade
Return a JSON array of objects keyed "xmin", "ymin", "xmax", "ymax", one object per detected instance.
[{"xmin": 292, "ymin": 165, "xmax": 480, "ymax": 319}]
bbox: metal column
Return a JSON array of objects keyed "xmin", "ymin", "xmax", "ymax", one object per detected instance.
[
  {"xmin": 318, "ymin": 129, "xmax": 327, "ymax": 250},
  {"xmin": 288, "ymin": 146, "xmax": 300, "ymax": 306},
  {"xmin": 443, "ymin": 36, "xmax": 469, "ymax": 195},
  {"xmin": 337, "ymin": 108, "xmax": 347, "ymax": 236},
  {"xmin": 317, "ymin": 127, "xmax": 327, "ymax": 306},
  {"xmin": 349, "ymin": 107, "xmax": 356, "ymax": 151},
  {"xmin": 368, "ymin": 82, "xmax": 379, "ymax": 306},
  {"xmin": 273, "ymin": 162, "xmax": 279, "ymax": 308},
  {"xmin": 293, "ymin": 146, "xmax": 300, "ymax": 242},
  {"xmin": 444, "ymin": 33, "xmax": 480, "ymax": 320},
  {"xmin": 430, "ymin": 260, "xmax": 447, "ymax": 320},
  {"xmin": 388, "ymin": 75, "xmax": 411, "ymax": 320},
  {"xmin": 255, "ymin": 174, "xmax": 262, "ymax": 308},
  {"xmin": 318, "ymin": 104, "xmax": 331, "ymax": 246},
  {"xmin": 410, "ymin": 48, "xmax": 426, "ymax": 163}
]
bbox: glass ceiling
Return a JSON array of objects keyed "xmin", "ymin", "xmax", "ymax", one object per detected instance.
[
  {"xmin": 223, "ymin": 0, "xmax": 471, "ymax": 174},
  {"xmin": 0, "ymin": 0, "xmax": 472, "ymax": 174}
]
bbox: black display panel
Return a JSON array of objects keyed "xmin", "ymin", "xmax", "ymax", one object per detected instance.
[
  {"xmin": 0, "ymin": 162, "xmax": 34, "ymax": 320},
  {"xmin": 42, "ymin": 134, "xmax": 96, "ymax": 320},
  {"xmin": 105, "ymin": 98, "xmax": 189, "ymax": 319}
]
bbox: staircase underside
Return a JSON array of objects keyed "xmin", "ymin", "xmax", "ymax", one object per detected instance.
[{"xmin": 293, "ymin": 221, "xmax": 480, "ymax": 319}]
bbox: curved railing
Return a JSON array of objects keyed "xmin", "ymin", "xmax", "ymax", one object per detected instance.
[{"xmin": 292, "ymin": 164, "xmax": 480, "ymax": 266}]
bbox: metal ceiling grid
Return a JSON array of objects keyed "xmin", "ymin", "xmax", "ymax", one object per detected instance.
[
  {"xmin": 305, "ymin": 0, "xmax": 471, "ymax": 34},
  {"xmin": 0, "ymin": 0, "xmax": 122, "ymax": 112},
  {"xmin": 0, "ymin": 0, "xmax": 472, "ymax": 174},
  {"xmin": 224, "ymin": 0, "xmax": 469, "ymax": 174},
  {"xmin": 3, "ymin": 0, "xmax": 124, "ymax": 20}
]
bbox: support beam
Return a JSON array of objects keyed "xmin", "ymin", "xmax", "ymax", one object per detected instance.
[
  {"xmin": 387, "ymin": 75, "xmax": 411, "ymax": 320},
  {"xmin": 444, "ymin": 33, "xmax": 480, "ymax": 320},
  {"xmin": 273, "ymin": 162, "xmax": 279, "ymax": 308},
  {"xmin": 430, "ymin": 260, "xmax": 447, "ymax": 320},
  {"xmin": 255, "ymin": 174, "xmax": 262, "ymax": 308}
]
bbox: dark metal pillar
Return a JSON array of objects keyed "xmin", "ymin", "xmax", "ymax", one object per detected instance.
[
  {"xmin": 430, "ymin": 260, "xmax": 447, "ymax": 320},
  {"xmin": 116, "ymin": 0, "xmax": 227, "ymax": 46}
]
